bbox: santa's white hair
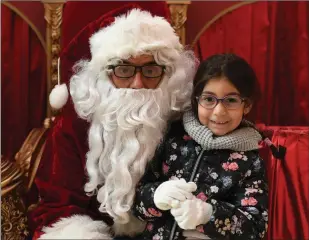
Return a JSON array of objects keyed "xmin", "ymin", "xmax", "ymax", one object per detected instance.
[{"xmin": 69, "ymin": 9, "xmax": 198, "ymax": 225}]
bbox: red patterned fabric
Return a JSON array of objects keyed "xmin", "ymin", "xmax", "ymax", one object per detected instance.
[
  {"xmin": 1, "ymin": 5, "xmax": 47, "ymax": 159},
  {"xmin": 194, "ymin": 1, "xmax": 309, "ymax": 126}
]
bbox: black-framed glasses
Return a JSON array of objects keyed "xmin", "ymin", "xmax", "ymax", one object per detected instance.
[
  {"xmin": 108, "ymin": 64, "xmax": 165, "ymax": 78},
  {"xmin": 196, "ymin": 94, "xmax": 246, "ymax": 110}
]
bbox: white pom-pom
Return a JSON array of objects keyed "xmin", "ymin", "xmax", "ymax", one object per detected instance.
[{"xmin": 49, "ymin": 84, "xmax": 69, "ymax": 109}]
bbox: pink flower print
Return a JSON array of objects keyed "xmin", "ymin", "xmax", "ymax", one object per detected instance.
[
  {"xmin": 241, "ymin": 197, "xmax": 258, "ymax": 206},
  {"xmin": 241, "ymin": 198, "xmax": 249, "ymax": 206},
  {"xmin": 245, "ymin": 188, "xmax": 258, "ymax": 196},
  {"xmin": 222, "ymin": 162, "xmax": 239, "ymax": 171},
  {"xmin": 163, "ymin": 163, "xmax": 169, "ymax": 174},
  {"xmin": 146, "ymin": 223, "xmax": 153, "ymax": 231},
  {"xmin": 197, "ymin": 225, "xmax": 205, "ymax": 233},
  {"xmin": 248, "ymin": 197, "xmax": 258, "ymax": 206},
  {"xmin": 229, "ymin": 152, "xmax": 243, "ymax": 160},
  {"xmin": 197, "ymin": 192, "xmax": 208, "ymax": 201},
  {"xmin": 183, "ymin": 135, "xmax": 192, "ymax": 141},
  {"xmin": 148, "ymin": 208, "xmax": 162, "ymax": 217},
  {"xmin": 228, "ymin": 162, "xmax": 239, "ymax": 171},
  {"xmin": 222, "ymin": 162, "xmax": 229, "ymax": 171}
]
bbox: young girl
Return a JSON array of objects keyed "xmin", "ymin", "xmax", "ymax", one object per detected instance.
[{"xmin": 131, "ymin": 54, "xmax": 268, "ymax": 240}]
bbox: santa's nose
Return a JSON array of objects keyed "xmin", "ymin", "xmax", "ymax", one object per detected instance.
[{"xmin": 131, "ymin": 72, "xmax": 145, "ymax": 89}]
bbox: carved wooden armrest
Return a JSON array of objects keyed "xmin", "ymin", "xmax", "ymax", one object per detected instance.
[
  {"xmin": 1, "ymin": 158, "xmax": 29, "ymax": 240},
  {"xmin": 15, "ymin": 118, "xmax": 52, "ymax": 191},
  {"xmin": 1, "ymin": 118, "xmax": 52, "ymax": 240}
]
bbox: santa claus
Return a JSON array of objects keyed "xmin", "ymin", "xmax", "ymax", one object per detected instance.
[{"xmin": 29, "ymin": 8, "xmax": 197, "ymax": 239}]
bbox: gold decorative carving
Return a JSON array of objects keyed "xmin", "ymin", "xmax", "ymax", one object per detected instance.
[
  {"xmin": 15, "ymin": 128, "xmax": 47, "ymax": 176},
  {"xmin": 43, "ymin": 1, "xmax": 65, "ymax": 117},
  {"xmin": 1, "ymin": 158, "xmax": 28, "ymax": 240},
  {"xmin": 167, "ymin": 1, "xmax": 191, "ymax": 45},
  {"xmin": 15, "ymin": 121, "xmax": 51, "ymax": 191},
  {"xmin": 44, "ymin": 117, "xmax": 54, "ymax": 128},
  {"xmin": 1, "ymin": 117, "xmax": 53, "ymax": 238},
  {"xmin": 1, "ymin": 117, "xmax": 52, "ymax": 238},
  {"xmin": 1, "ymin": 193, "xmax": 29, "ymax": 240},
  {"xmin": 1, "ymin": 158, "xmax": 24, "ymax": 193}
]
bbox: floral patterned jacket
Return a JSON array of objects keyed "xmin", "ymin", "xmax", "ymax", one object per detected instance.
[{"xmin": 132, "ymin": 121, "xmax": 268, "ymax": 240}]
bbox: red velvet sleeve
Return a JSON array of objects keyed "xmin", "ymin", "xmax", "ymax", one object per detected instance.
[{"xmin": 27, "ymin": 103, "xmax": 104, "ymax": 239}]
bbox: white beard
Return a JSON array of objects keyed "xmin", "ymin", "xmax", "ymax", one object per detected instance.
[{"xmin": 84, "ymin": 80, "xmax": 173, "ymax": 224}]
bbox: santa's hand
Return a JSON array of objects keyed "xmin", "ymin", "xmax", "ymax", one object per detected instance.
[
  {"xmin": 170, "ymin": 196, "xmax": 213, "ymax": 230},
  {"xmin": 154, "ymin": 178, "xmax": 197, "ymax": 210}
]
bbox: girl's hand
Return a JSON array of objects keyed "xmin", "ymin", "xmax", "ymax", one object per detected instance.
[
  {"xmin": 170, "ymin": 196, "xmax": 213, "ymax": 229},
  {"xmin": 154, "ymin": 178, "xmax": 197, "ymax": 210}
]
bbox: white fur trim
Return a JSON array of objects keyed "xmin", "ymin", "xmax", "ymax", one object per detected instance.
[
  {"xmin": 49, "ymin": 84, "xmax": 69, "ymax": 109},
  {"xmin": 39, "ymin": 215, "xmax": 112, "ymax": 239},
  {"xmin": 112, "ymin": 212, "xmax": 146, "ymax": 237},
  {"xmin": 89, "ymin": 9, "xmax": 182, "ymax": 69}
]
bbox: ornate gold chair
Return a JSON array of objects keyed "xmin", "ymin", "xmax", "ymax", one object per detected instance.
[{"xmin": 1, "ymin": 2, "xmax": 190, "ymax": 239}]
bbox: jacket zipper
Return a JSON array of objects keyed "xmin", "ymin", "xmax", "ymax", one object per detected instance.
[{"xmin": 169, "ymin": 149, "xmax": 206, "ymax": 240}]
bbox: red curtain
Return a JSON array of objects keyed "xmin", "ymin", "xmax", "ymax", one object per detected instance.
[
  {"xmin": 1, "ymin": 5, "xmax": 47, "ymax": 159},
  {"xmin": 194, "ymin": 1, "xmax": 309, "ymax": 126},
  {"xmin": 260, "ymin": 127, "xmax": 309, "ymax": 240}
]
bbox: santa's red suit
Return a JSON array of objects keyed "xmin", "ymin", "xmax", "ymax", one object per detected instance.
[
  {"xmin": 28, "ymin": 102, "xmax": 113, "ymax": 239},
  {"xmin": 28, "ymin": 6, "xmax": 197, "ymax": 240}
]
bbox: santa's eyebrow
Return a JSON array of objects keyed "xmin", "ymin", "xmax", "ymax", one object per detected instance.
[{"xmin": 121, "ymin": 60, "xmax": 157, "ymax": 65}]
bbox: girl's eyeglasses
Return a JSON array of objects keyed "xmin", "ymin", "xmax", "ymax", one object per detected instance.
[{"xmin": 196, "ymin": 94, "xmax": 246, "ymax": 110}]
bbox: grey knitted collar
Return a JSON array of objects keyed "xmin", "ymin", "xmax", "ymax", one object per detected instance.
[{"xmin": 183, "ymin": 110, "xmax": 262, "ymax": 151}]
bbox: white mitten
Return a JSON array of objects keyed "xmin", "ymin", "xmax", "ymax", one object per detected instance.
[
  {"xmin": 154, "ymin": 178, "xmax": 197, "ymax": 210},
  {"xmin": 170, "ymin": 196, "xmax": 213, "ymax": 230}
]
